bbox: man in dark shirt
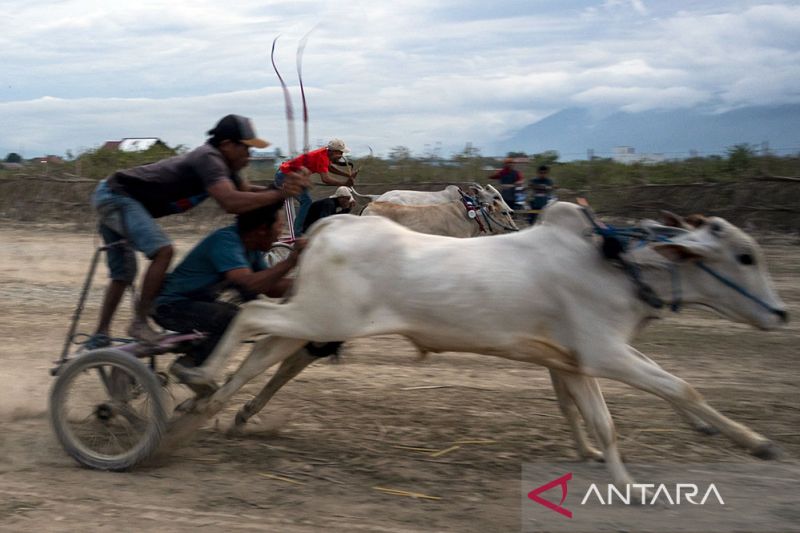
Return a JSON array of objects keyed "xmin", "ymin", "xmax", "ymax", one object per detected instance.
[
  {"xmin": 301, "ymin": 186, "xmax": 355, "ymax": 233},
  {"xmin": 151, "ymin": 203, "xmax": 303, "ymax": 391},
  {"xmin": 86, "ymin": 114, "xmax": 309, "ymax": 348},
  {"xmin": 528, "ymin": 165, "xmax": 555, "ymax": 224}
]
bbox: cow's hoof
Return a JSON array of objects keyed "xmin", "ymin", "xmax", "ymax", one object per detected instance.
[
  {"xmin": 693, "ymin": 423, "xmax": 719, "ymax": 436},
  {"xmin": 226, "ymin": 422, "xmax": 246, "ymax": 437},
  {"xmin": 233, "ymin": 412, "xmax": 249, "ymax": 428},
  {"xmin": 752, "ymin": 441, "xmax": 783, "ymax": 460},
  {"xmin": 580, "ymin": 448, "xmax": 605, "ymax": 462},
  {"xmin": 175, "ymin": 397, "xmax": 197, "ymax": 413}
]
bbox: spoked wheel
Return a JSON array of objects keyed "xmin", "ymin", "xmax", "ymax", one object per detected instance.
[{"xmin": 49, "ymin": 348, "xmax": 167, "ymax": 471}]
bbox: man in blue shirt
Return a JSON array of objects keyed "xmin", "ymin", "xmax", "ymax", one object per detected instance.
[{"xmin": 152, "ymin": 202, "xmax": 304, "ymax": 391}]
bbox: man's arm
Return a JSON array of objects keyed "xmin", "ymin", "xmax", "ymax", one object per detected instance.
[
  {"xmin": 318, "ymin": 169, "xmax": 354, "ymax": 187},
  {"xmin": 224, "ymin": 246, "xmax": 302, "ymax": 298},
  {"xmin": 236, "ymin": 176, "xmax": 269, "ymax": 192},
  {"xmin": 207, "ymin": 173, "xmax": 307, "ymax": 214}
]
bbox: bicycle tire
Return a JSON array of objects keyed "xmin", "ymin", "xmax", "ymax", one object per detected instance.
[{"xmin": 49, "ymin": 348, "xmax": 167, "ymax": 471}]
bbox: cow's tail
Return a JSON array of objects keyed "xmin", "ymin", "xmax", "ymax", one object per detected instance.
[{"xmin": 350, "ymin": 187, "xmax": 379, "ymax": 202}]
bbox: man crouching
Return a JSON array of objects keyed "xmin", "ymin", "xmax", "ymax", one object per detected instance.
[{"xmin": 152, "ymin": 203, "xmax": 303, "ymax": 394}]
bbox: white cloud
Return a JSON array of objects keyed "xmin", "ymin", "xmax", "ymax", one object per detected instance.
[
  {"xmin": 572, "ymin": 86, "xmax": 709, "ymax": 111},
  {"xmin": 1, "ymin": 1, "xmax": 798, "ymax": 157}
]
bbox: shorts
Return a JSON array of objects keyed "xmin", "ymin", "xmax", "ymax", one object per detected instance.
[{"xmin": 93, "ymin": 180, "xmax": 172, "ymax": 283}]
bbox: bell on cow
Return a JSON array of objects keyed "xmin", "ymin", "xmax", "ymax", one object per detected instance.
[{"xmin": 468, "ymin": 210, "xmax": 477, "ymax": 219}]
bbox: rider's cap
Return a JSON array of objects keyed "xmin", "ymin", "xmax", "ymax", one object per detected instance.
[
  {"xmin": 330, "ymin": 186, "xmax": 353, "ymax": 200},
  {"xmin": 327, "ymin": 138, "xmax": 349, "ymax": 153},
  {"xmin": 208, "ymin": 114, "xmax": 270, "ymax": 149}
]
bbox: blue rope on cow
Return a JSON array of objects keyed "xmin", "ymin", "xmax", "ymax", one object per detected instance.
[
  {"xmin": 577, "ymin": 203, "xmax": 786, "ymax": 318},
  {"xmin": 578, "ymin": 206, "xmax": 680, "ymax": 311},
  {"xmin": 695, "ymin": 261, "xmax": 784, "ymax": 316}
]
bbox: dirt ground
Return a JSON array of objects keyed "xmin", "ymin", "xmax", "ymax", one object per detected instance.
[{"xmin": 0, "ymin": 226, "xmax": 798, "ymax": 532}]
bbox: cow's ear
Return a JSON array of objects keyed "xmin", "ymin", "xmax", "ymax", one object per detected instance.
[
  {"xmin": 469, "ymin": 185, "xmax": 480, "ymax": 194},
  {"xmin": 652, "ymin": 242, "xmax": 706, "ymax": 262},
  {"xmin": 660, "ymin": 210, "xmax": 689, "ymax": 229},
  {"xmin": 684, "ymin": 214, "xmax": 707, "ymax": 228}
]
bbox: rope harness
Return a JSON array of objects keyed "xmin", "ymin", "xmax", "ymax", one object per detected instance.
[
  {"xmin": 457, "ymin": 189, "xmax": 519, "ymax": 234},
  {"xmin": 578, "ymin": 205, "xmax": 783, "ymax": 317},
  {"xmin": 457, "ymin": 190, "xmax": 487, "ymax": 233}
]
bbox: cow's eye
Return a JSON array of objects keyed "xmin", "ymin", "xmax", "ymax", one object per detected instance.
[{"xmin": 737, "ymin": 253, "xmax": 755, "ymax": 266}]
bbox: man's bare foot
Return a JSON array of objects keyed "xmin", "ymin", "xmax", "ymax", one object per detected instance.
[{"xmin": 127, "ymin": 319, "xmax": 161, "ymax": 344}]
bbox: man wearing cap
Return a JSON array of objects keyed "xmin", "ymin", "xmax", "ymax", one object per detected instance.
[
  {"xmin": 301, "ymin": 186, "xmax": 355, "ymax": 233},
  {"xmin": 86, "ymin": 114, "xmax": 309, "ymax": 348},
  {"xmin": 275, "ymin": 138, "xmax": 356, "ymax": 235}
]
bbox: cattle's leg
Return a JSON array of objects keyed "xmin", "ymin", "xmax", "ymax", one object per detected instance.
[
  {"xmin": 165, "ymin": 336, "xmax": 306, "ymax": 447},
  {"xmin": 549, "ymin": 370, "xmax": 603, "ymax": 461},
  {"xmin": 594, "ymin": 346, "xmax": 778, "ymax": 458},
  {"xmin": 199, "ymin": 303, "xmax": 275, "ymax": 385},
  {"xmin": 557, "ymin": 372, "xmax": 634, "ymax": 487},
  {"xmin": 632, "ymin": 350, "xmax": 718, "ymax": 435},
  {"xmin": 232, "ymin": 349, "xmax": 318, "ymax": 430},
  {"xmin": 203, "ymin": 336, "xmax": 307, "ymax": 416}
]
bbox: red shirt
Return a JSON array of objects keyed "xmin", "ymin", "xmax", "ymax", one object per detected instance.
[{"xmin": 279, "ymin": 147, "xmax": 330, "ymax": 174}]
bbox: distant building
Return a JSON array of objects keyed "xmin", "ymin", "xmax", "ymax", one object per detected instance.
[
  {"xmin": 612, "ymin": 146, "xmax": 665, "ymax": 165},
  {"xmin": 101, "ymin": 138, "xmax": 168, "ymax": 152},
  {"xmin": 34, "ymin": 155, "xmax": 65, "ymax": 164},
  {"xmin": 248, "ymin": 150, "xmax": 279, "ymax": 169}
]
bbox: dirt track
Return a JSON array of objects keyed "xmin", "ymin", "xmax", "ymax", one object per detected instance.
[{"xmin": 0, "ymin": 227, "xmax": 798, "ymax": 532}]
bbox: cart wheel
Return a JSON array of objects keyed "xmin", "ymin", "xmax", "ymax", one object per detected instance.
[
  {"xmin": 49, "ymin": 348, "xmax": 167, "ymax": 471},
  {"xmin": 266, "ymin": 242, "xmax": 293, "ymax": 268}
]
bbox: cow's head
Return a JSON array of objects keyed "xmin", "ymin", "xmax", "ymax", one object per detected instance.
[
  {"xmin": 651, "ymin": 213, "xmax": 787, "ymax": 330},
  {"xmin": 469, "ymin": 184, "xmax": 518, "ymax": 233}
]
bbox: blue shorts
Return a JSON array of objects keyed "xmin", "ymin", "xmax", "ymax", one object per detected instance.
[{"xmin": 92, "ymin": 180, "xmax": 172, "ymax": 283}]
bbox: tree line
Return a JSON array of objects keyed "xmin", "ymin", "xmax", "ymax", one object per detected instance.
[{"xmin": 4, "ymin": 142, "xmax": 799, "ymax": 188}]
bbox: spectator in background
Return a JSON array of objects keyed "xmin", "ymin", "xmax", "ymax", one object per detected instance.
[
  {"xmin": 302, "ymin": 186, "xmax": 355, "ymax": 233},
  {"xmin": 489, "ymin": 158, "xmax": 524, "ymax": 209},
  {"xmin": 528, "ymin": 165, "xmax": 555, "ymax": 224}
]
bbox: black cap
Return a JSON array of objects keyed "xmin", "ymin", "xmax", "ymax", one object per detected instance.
[{"xmin": 207, "ymin": 114, "xmax": 269, "ymax": 148}]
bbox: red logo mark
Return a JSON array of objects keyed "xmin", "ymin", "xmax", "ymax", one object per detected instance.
[{"xmin": 528, "ymin": 472, "xmax": 573, "ymax": 518}]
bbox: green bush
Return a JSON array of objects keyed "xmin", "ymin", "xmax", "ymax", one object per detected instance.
[{"xmin": 71, "ymin": 144, "xmax": 182, "ymax": 180}]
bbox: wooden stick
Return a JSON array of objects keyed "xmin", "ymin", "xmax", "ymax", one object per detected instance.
[
  {"xmin": 400, "ymin": 385, "xmax": 454, "ymax": 391},
  {"xmin": 392, "ymin": 445, "xmax": 440, "ymax": 452},
  {"xmin": 373, "ymin": 486, "xmax": 441, "ymax": 501},
  {"xmin": 258, "ymin": 472, "xmax": 306, "ymax": 485},
  {"xmin": 430, "ymin": 445, "xmax": 461, "ymax": 458}
]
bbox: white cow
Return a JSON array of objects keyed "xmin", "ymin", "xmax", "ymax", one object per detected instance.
[
  {"xmin": 360, "ymin": 197, "xmax": 517, "ymax": 237},
  {"xmin": 352, "ymin": 183, "xmax": 514, "ymax": 213},
  {"xmin": 178, "ymin": 202, "xmax": 787, "ymax": 487},
  {"xmin": 352, "ymin": 184, "xmax": 462, "ymax": 204}
]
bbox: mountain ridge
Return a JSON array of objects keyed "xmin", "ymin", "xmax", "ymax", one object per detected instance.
[{"xmin": 497, "ymin": 104, "xmax": 800, "ymax": 159}]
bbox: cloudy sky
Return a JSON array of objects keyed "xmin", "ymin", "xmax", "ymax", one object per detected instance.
[{"xmin": 2, "ymin": 0, "xmax": 798, "ymax": 159}]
